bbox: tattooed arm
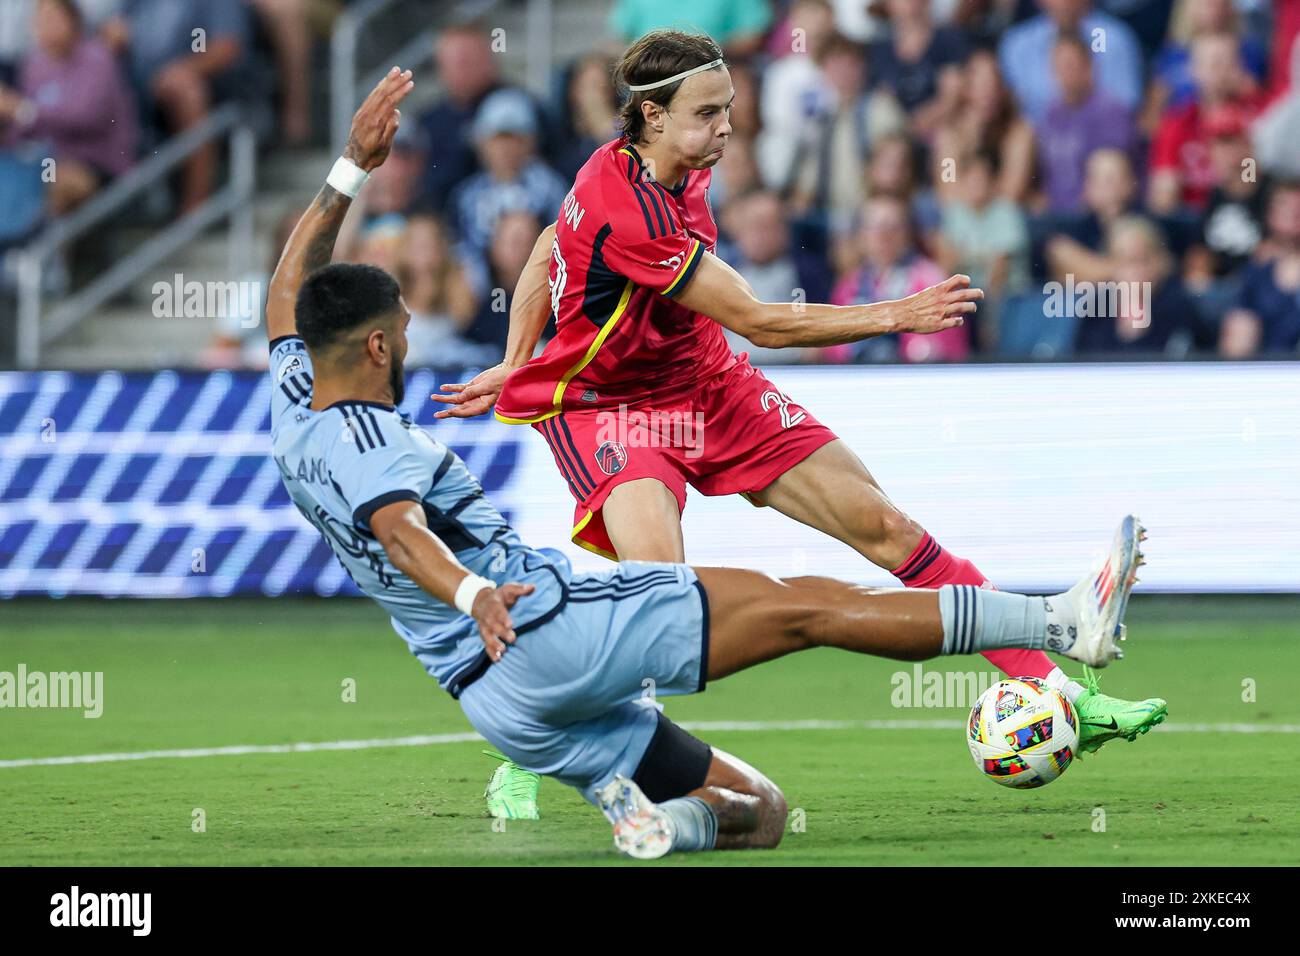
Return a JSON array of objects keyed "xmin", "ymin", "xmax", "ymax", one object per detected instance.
[{"xmin": 265, "ymin": 67, "xmax": 414, "ymax": 342}]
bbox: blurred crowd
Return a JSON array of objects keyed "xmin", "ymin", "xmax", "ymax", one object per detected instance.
[
  {"xmin": 0, "ymin": 0, "xmax": 320, "ymax": 233},
  {"xmin": 5, "ymin": 0, "xmax": 1300, "ymax": 367}
]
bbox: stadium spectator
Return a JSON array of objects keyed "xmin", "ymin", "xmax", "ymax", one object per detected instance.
[
  {"xmin": 0, "ymin": 0, "xmax": 138, "ymax": 214},
  {"xmin": 757, "ymin": 0, "xmax": 838, "ymax": 191},
  {"xmin": 784, "ymin": 33, "xmax": 907, "ymax": 223},
  {"xmin": 416, "ymin": 24, "xmax": 545, "ymax": 215},
  {"xmin": 868, "ymin": 0, "xmax": 972, "ymax": 128},
  {"xmin": 1074, "ymin": 215, "xmax": 1200, "ymax": 355},
  {"xmin": 1149, "ymin": 32, "xmax": 1265, "ymax": 214},
  {"xmin": 1183, "ymin": 107, "xmax": 1267, "ymax": 301},
  {"xmin": 717, "ymin": 188, "xmax": 833, "ymax": 364},
  {"xmin": 827, "ymin": 194, "xmax": 969, "ymax": 363},
  {"xmin": 463, "ymin": 210, "xmax": 543, "ymax": 353},
  {"xmin": 998, "ymin": 0, "xmax": 1144, "ymax": 123},
  {"xmin": 554, "ymin": 53, "xmax": 619, "ymax": 181},
  {"xmin": 609, "ymin": 0, "xmax": 772, "ymax": 58},
  {"xmin": 1034, "ymin": 31, "xmax": 1138, "ymax": 213},
  {"xmin": 103, "ymin": 0, "xmax": 250, "ymax": 212},
  {"xmin": 1143, "ymin": 0, "xmax": 1268, "ymax": 133},
  {"xmin": 0, "ymin": 0, "xmax": 121, "ymax": 75},
  {"xmin": 931, "ymin": 48, "xmax": 1036, "ymax": 205},
  {"xmin": 711, "ymin": 128, "xmax": 761, "ymax": 209},
  {"xmin": 247, "ymin": 0, "xmax": 312, "ymax": 145},
  {"xmin": 934, "ymin": 148, "xmax": 1030, "ymax": 348},
  {"xmin": 1045, "ymin": 147, "xmax": 1140, "ymax": 282},
  {"xmin": 865, "ymin": 129, "xmax": 941, "ymax": 233},
  {"xmin": 1219, "ymin": 180, "xmax": 1300, "ymax": 356},
  {"xmin": 352, "ymin": 213, "xmax": 405, "ymax": 276},
  {"xmin": 397, "ymin": 212, "xmax": 496, "ymax": 368},
  {"xmin": 449, "ymin": 89, "xmax": 566, "ymax": 261}
]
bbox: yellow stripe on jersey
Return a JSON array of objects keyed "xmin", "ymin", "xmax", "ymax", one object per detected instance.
[
  {"xmin": 492, "ymin": 279, "xmax": 635, "ymax": 426},
  {"xmin": 660, "ymin": 238, "xmax": 702, "ymax": 295}
]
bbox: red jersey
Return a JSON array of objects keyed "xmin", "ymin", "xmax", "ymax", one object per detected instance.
[{"xmin": 495, "ymin": 137, "xmax": 736, "ymax": 424}]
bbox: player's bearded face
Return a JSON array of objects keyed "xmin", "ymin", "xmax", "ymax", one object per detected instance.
[{"xmin": 386, "ymin": 313, "xmax": 408, "ymax": 406}]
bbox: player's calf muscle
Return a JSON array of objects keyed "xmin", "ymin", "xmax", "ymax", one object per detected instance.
[{"xmin": 698, "ymin": 568, "xmax": 943, "ymax": 678}]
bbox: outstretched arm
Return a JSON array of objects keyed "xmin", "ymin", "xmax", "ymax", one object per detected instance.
[
  {"xmin": 675, "ymin": 250, "xmax": 980, "ymax": 349},
  {"xmin": 432, "ymin": 221, "xmax": 557, "ymax": 419},
  {"xmin": 265, "ymin": 67, "xmax": 415, "ymax": 342},
  {"xmin": 369, "ymin": 500, "xmax": 534, "ymax": 662}
]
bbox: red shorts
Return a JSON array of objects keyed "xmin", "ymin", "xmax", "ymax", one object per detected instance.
[{"xmin": 532, "ymin": 358, "xmax": 839, "ymax": 559}]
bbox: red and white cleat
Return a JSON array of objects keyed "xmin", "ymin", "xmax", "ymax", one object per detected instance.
[{"xmin": 1056, "ymin": 515, "xmax": 1146, "ymax": 668}]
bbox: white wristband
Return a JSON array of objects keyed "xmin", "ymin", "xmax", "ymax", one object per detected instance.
[
  {"xmin": 326, "ymin": 156, "xmax": 370, "ymax": 198},
  {"xmin": 454, "ymin": 574, "xmax": 495, "ymax": 615}
]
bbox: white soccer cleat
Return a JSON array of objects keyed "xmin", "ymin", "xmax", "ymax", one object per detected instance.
[
  {"xmin": 1055, "ymin": 514, "xmax": 1146, "ymax": 668},
  {"xmin": 595, "ymin": 774, "xmax": 675, "ymax": 860}
]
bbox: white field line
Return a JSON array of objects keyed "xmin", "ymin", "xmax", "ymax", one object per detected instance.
[{"xmin": 2, "ymin": 719, "xmax": 1298, "ymax": 770}]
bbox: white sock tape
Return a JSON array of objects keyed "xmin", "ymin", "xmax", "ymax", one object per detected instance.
[
  {"xmin": 326, "ymin": 156, "xmax": 370, "ymax": 198},
  {"xmin": 454, "ymin": 574, "xmax": 495, "ymax": 616}
]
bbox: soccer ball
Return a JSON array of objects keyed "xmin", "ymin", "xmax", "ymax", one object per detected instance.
[{"xmin": 967, "ymin": 677, "xmax": 1078, "ymax": 789}]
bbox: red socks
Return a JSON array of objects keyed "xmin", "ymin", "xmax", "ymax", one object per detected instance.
[{"xmin": 894, "ymin": 532, "xmax": 1055, "ymax": 680}]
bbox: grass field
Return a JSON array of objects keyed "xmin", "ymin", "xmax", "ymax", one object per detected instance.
[{"xmin": 2, "ymin": 595, "xmax": 1298, "ymax": 866}]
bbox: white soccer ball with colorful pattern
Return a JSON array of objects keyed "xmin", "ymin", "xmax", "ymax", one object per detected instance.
[{"xmin": 967, "ymin": 677, "xmax": 1078, "ymax": 789}]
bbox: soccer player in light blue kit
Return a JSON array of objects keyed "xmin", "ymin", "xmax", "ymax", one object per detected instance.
[{"xmin": 266, "ymin": 69, "xmax": 1153, "ymax": 860}]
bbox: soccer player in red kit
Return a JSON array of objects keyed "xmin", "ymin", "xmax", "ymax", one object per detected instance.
[{"xmin": 435, "ymin": 30, "xmax": 1166, "ymax": 817}]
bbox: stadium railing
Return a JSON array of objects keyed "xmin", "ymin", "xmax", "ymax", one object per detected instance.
[{"xmin": 14, "ymin": 104, "xmax": 257, "ymax": 370}]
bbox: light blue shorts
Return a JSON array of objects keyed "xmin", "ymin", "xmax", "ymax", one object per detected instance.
[{"xmin": 457, "ymin": 561, "xmax": 710, "ymax": 804}]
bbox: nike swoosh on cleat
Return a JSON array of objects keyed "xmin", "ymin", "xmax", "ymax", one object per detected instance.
[{"xmin": 1082, "ymin": 717, "xmax": 1120, "ymax": 730}]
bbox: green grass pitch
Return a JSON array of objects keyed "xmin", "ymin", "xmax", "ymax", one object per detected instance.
[{"xmin": 2, "ymin": 595, "xmax": 1297, "ymax": 866}]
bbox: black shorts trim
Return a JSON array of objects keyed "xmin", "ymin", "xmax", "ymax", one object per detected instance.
[
  {"xmin": 631, "ymin": 711, "xmax": 713, "ymax": 802},
  {"xmin": 692, "ymin": 578, "xmax": 710, "ymax": 693}
]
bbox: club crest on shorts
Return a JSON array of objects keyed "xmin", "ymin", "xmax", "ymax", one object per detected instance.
[{"xmin": 595, "ymin": 440, "xmax": 628, "ymax": 476}]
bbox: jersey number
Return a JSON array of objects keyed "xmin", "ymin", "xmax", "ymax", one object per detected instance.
[
  {"xmin": 760, "ymin": 389, "xmax": 806, "ymax": 429},
  {"xmin": 549, "ymin": 239, "xmax": 567, "ymax": 317}
]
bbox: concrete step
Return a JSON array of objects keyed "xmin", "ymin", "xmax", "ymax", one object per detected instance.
[{"xmin": 45, "ymin": 304, "xmax": 221, "ymax": 370}]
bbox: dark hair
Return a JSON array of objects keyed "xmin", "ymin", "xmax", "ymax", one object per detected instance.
[
  {"xmin": 965, "ymin": 146, "xmax": 1002, "ymax": 178},
  {"xmin": 295, "ymin": 263, "xmax": 402, "ymax": 352},
  {"xmin": 614, "ymin": 30, "xmax": 724, "ymax": 142}
]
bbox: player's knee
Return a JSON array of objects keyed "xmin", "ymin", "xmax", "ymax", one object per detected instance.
[
  {"xmin": 873, "ymin": 505, "xmax": 922, "ymax": 549},
  {"xmin": 779, "ymin": 601, "xmax": 831, "ymax": 652},
  {"xmin": 754, "ymin": 780, "xmax": 788, "ymax": 849}
]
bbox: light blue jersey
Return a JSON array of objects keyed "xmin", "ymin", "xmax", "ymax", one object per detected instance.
[
  {"xmin": 268, "ymin": 336, "xmax": 568, "ymax": 695},
  {"xmin": 268, "ymin": 335, "xmax": 711, "ymax": 804}
]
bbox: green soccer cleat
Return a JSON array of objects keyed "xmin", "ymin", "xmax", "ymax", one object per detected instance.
[
  {"xmin": 483, "ymin": 750, "xmax": 540, "ymax": 820},
  {"xmin": 1073, "ymin": 666, "xmax": 1168, "ymax": 755}
]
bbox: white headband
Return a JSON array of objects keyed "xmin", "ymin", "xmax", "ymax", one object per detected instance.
[{"xmin": 625, "ymin": 58, "xmax": 724, "ymax": 91}]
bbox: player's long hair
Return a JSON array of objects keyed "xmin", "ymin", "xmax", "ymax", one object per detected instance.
[{"xmin": 615, "ymin": 30, "xmax": 725, "ymax": 143}]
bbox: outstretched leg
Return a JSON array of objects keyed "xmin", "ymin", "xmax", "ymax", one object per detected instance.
[
  {"xmin": 693, "ymin": 543, "xmax": 1139, "ymax": 680},
  {"xmin": 751, "ymin": 439, "xmax": 1076, "ymax": 692}
]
